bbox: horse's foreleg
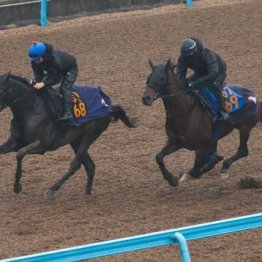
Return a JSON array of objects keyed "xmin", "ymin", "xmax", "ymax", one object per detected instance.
[
  {"xmin": 156, "ymin": 140, "xmax": 181, "ymax": 187},
  {"xmin": 14, "ymin": 140, "xmax": 43, "ymax": 193},
  {"xmin": 220, "ymin": 127, "xmax": 250, "ymax": 174},
  {"xmin": 0, "ymin": 137, "xmax": 19, "ymax": 154}
]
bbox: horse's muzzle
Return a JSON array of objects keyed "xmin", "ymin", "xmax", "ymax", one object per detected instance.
[
  {"xmin": 0, "ymin": 104, "xmax": 5, "ymax": 111},
  {"xmin": 142, "ymin": 95, "xmax": 154, "ymax": 106}
]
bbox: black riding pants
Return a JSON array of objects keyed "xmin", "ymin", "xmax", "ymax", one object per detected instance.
[{"xmin": 59, "ymin": 65, "xmax": 78, "ymax": 111}]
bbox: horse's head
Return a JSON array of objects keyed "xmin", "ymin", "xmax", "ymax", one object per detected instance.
[
  {"xmin": 142, "ymin": 59, "xmax": 175, "ymax": 106},
  {"xmin": 0, "ymin": 73, "xmax": 33, "ymax": 111}
]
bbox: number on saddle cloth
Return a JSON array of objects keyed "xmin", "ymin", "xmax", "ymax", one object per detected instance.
[{"xmin": 200, "ymin": 84, "xmax": 258, "ymax": 122}]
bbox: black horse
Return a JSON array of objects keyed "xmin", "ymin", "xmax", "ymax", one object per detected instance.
[
  {"xmin": 142, "ymin": 59, "xmax": 262, "ymax": 186},
  {"xmin": 0, "ymin": 73, "xmax": 136, "ymax": 197}
]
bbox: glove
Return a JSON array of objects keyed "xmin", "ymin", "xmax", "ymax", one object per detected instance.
[{"xmin": 188, "ymin": 82, "xmax": 198, "ymax": 90}]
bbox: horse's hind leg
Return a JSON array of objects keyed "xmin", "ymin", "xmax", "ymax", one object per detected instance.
[
  {"xmin": 70, "ymin": 141, "xmax": 95, "ymax": 195},
  {"xmin": 182, "ymin": 143, "xmax": 223, "ymax": 181},
  {"xmin": 82, "ymin": 154, "xmax": 95, "ymax": 195},
  {"xmin": 46, "ymin": 119, "xmax": 110, "ymax": 197},
  {"xmin": 220, "ymin": 126, "xmax": 250, "ymax": 175},
  {"xmin": 45, "ymin": 157, "xmax": 82, "ymax": 197}
]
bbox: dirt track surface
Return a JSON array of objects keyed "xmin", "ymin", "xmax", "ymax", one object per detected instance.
[{"xmin": 0, "ymin": 0, "xmax": 261, "ymax": 261}]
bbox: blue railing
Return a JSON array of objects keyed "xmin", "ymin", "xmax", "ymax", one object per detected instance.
[
  {"xmin": 2, "ymin": 213, "xmax": 262, "ymax": 262},
  {"xmin": 40, "ymin": 0, "xmax": 48, "ymax": 27},
  {"xmin": 186, "ymin": 0, "xmax": 193, "ymax": 7},
  {"xmin": 40, "ymin": 0, "xmax": 194, "ymax": 28}
]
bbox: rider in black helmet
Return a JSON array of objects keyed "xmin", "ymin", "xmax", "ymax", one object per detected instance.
[{"xmin": 177, "ymin": 37, "xmax": 229, "ymax": 120}]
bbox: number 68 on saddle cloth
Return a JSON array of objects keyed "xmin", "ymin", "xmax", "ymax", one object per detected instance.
[{"xmin": 70, "ymin": 85, "xmax": 112, "ymax": 125}]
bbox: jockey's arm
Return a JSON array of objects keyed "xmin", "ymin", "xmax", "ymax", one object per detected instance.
[
  {"xmin": 42, "ymin": 68, "xmax": 63, "ymax": 87},
  {"xmin": 194, "ymin": 52, "xmax": 218, "ymax": 87},
  {"xmin": 176, "ymin": 56, "xmax": 188, "ymax": 80}
]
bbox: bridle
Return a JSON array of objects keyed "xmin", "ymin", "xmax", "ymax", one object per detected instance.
[
  {"xmin": 147, "ymin": 70, "xmax": 195, "ymax": 115},
  {"xmin": 147, "ymin": 70, "xmax": 190, "ymax": 100}
]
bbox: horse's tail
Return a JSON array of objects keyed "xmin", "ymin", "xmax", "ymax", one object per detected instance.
[{"xmin": 110, "ymin": 105, "xmax": 137, "ymax": 128}]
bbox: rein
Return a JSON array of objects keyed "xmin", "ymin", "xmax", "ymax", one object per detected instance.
[
  {"xmin": 156, "ymin": 84, "xmax": 195, "ymax": 116},
  {"xmin": 157, "ymin": 89, "xmax": 189, "ymax": 99}
]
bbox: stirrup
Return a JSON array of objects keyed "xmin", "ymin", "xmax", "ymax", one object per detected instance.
[
  {"xmin": 219, "ymin": 111, "xmax": 229, "ymax": 121},
  {"xmin": 58, "ymin": 113, "xmax": 73, "ymax": 122}
]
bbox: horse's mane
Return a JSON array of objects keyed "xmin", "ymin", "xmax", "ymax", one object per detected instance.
[{"xmin": 9, "ymin": 74, "xmax": 34, "ymax": 91}]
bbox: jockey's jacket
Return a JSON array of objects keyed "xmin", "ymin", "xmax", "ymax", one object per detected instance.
[
  {"xmin": 31, "ymin": 43, "xmax": 78, "ymax": 87},
  {"xmin": 176, "ymin": 37, "xmax": 227, "ymax": 88}
]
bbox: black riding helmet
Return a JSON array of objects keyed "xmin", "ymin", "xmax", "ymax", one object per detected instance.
[{"xmin": 180, "ymin": 38, "xmax": 197, "ymax": 55}]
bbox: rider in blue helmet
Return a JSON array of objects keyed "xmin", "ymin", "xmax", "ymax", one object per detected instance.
[
  {"xmin": 28, "ymin": 40, "xmax": 78, "ymax": 122},
  {"xmin": 177, "ymin": 37, "xmax": 229, "ymax": 121},
  {"xmin": 28, "ymin": 41, "xmax": 46, "ymax": 63}
]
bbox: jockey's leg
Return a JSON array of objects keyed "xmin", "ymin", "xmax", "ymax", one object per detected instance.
[
  {"xmin": 59, "ymin": 66, "xmax": 78, "ymax": 121},
  {"xmin": 212, "ymin": 86, "xmax": 229, "ymax": 120}
]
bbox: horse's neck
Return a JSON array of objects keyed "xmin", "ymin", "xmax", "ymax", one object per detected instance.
[
  {"xmin": 162, "ymin": 72, "xmax": 192, "ymax": 115},
  {"xmin": 9, "ymin": 79, "xmax": 35, "ymax": 116}
]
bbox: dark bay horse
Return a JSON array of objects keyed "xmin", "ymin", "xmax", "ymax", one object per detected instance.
[
  {"xmin": 142, "ymin": 59, "xmax": 262, "ymax": 186},
  {"xmin": 0, "ymin": 73, "xmax": 136, "ymax": 197}
]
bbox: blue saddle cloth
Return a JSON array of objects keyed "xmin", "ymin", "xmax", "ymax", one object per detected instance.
[
  {"xmin": 70, "ymin": 85, "xmax": 112, "ymax": 126},
  {"xmin": 199, "ymin": 84, "xmax": 258, "ymax": 142},
  {"xmin": 200, "ymin": 84, "xmax": 258, "ymax": 124}
]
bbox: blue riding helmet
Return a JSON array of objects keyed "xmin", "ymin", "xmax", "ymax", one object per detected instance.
[
  {"xmin": 180, "ymin": 38, "xmax": 197, "ymax": 55},
  {"xmin": 28, "ymin": 41, "xmax": 46, "ymax": 62}
]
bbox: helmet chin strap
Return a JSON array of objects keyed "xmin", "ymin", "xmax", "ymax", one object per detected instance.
[{"xmin": 34, "ymin": 57, "xmax": 44, "ymax": 64}]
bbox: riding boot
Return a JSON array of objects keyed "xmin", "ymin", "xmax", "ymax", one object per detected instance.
[
  {"xmin": 214, "ymin": 88, "xmax": 229, "ymax": 120},
  {"xmin": 59, "ymin": 89, "xmax": 73, "ymax": 122}
]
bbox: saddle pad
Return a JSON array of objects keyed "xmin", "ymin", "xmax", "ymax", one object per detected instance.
[{"xmin": 70, "ymin": 85, "xmax": 112, "ymax": 126}]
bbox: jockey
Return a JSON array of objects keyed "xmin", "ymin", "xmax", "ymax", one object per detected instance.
[
  {"xmin": 176, "ymin": 37, "xmax": 229, "ymax": 120},
  {"xmin": 28, "ymin": 40, "xmax": 78, "ymax": 122}
]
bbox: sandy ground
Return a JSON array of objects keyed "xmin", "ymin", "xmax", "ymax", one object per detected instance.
[{"xmin": 0, "ymin": 0, "xmax": 261, "ymax": 261}]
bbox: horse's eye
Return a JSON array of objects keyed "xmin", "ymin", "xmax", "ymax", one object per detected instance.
[{"xmin": 159, "ymin": 76, "xmax": 166, "ymax": 83}]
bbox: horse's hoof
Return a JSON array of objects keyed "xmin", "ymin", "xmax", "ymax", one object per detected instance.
[
  {"xmin": 14, "ymin": 183, "xmax": 22, "ymax": 194},
  {"xmin": 214, "ymin": 153, "xmax": 224, "ymax": 162},
  {"xmin": 44, "ymin": 189, "xmax": 56, "ymax": 199},
  {"xmin": 180, "ymin": 173, "xmax": 194, "ymax": 182},
  {"xmin": 220, "ymin": 173, "xmax": 229, "ymax": 180},
  {"xmin": 85, "ymin": 189, "xmax": 93, "ymax": 196},
  {"xmin": 220, "ymin": 167, "xmax": 228, "ymax": 174},
  {"xmin": 167, "ymin": 176, "xmax": 179, "ymax": 187}
]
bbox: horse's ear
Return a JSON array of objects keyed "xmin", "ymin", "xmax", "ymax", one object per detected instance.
[
  {"xmin": 1, "ymin": 72, "xmax": 11, "ymax": 83},
  {"xmin": 164, "ymin": 58, "xmax": 171, "ymax": 72},
  {"xmin": 149, "ymin": 59, "xmax": 155, "ymax": 70},
  {"xmin": 171, "ymin": 63, "xmax": 177, "ymax": 71}
]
